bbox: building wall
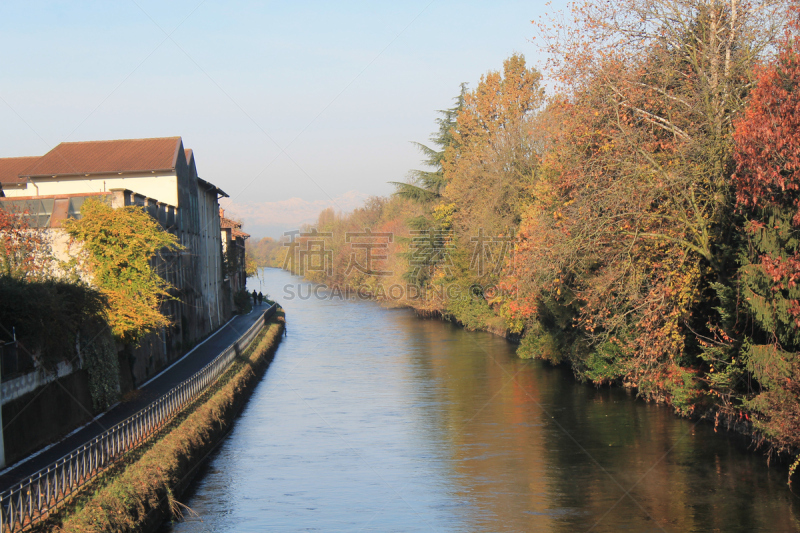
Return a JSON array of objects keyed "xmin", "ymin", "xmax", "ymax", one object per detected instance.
[
  {"xmin": 2, "ymin": 369, "xmax": 94, "ymax": 466},
  {"xmin": 234, "ymin": 236, "xmax": 246, "ymax": 293},
  {"xmin": 125, "ymin": 146, "xmax": 232, "ymax": 384},
  {"xmin": 220, "ymin": 220, "xmax": 248, "ymax": 297},
  {"xmin": 3, "ymin": 173, "xmax": 180, "ymax": 207},
  {"xmin": 120, "ymin": 157, "xmax": 232, "ymax": 384},
  {"xmin": 197, "ymin": 182, "xmax": 224, "ymax": 331},
  {"xmin": 173, "ymin": 148, "xmax": 206, "ymax": 359}
]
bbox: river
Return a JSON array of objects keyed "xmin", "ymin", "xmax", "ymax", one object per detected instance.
[{"xmin": 164, "ymin": 268, "xmax": 799, "ymax": 532}]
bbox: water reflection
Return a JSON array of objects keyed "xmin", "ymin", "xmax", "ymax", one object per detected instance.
[{"xmin": 164, "ymin": 269, "xmax": 799, "ymax": 532}]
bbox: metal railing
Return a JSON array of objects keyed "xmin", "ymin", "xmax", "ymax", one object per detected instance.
[{"xmin": 0, "ymin": 304, "xmax": 277, "ymax": 532}]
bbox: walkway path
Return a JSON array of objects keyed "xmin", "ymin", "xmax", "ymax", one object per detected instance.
[{"xmin": 0, "ymin": 306, "xmax": 268, "ymax": 491}]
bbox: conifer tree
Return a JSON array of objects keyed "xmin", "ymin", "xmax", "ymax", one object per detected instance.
[{"xmin": 732, "ymin": 27, "xmax": 800, "ymax": 472}]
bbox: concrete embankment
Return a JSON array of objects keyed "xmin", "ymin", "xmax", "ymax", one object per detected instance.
[{"xmin": 36, "ymin": 310, "xmax": 285, "ymax": 533}]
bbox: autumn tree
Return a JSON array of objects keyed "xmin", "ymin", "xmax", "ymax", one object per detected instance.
[
  {"xmin": 530, "ymin": 0, "xmax": 790, "ymax": 275},
  {"xmin": 507, "ymin": 0, "xmax": 793, "ymax": 410},
  {"xmin": 0, "ymin": 207, "xmax": 53, "ymax": 280},
  {"xmin": 63, "ymin": 199, "xmax": 182, "ymax": 344},
  {"xmin": 443, "ymin": 54, "xmax": 545, "ymax": 239},
  {"xmin": 397, "ymin": 55, "xmax": 542, "ymax": 330},
  {"xmin": 247, "ymin": 236, "xmax": 281, "ymax": 268},
  {"xmin": 732, "ymin": 27, "xmax": 800, "ymax": 466}
]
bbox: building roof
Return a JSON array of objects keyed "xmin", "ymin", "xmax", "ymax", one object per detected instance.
[
  {"xmin": 185, "ymin": 148, "xmax": 193, "ymax": 163},
  {"xmin": 220, "ymin": 216, "xmax": 241, "ymax": 229},
  {"xmin": 21, "ymin": 136, "xmax": 182, "ymax": 177},
  {"xmin": 0, "ymin": 156, "xmax": 40, "ymax": 186},
  {"xmin": 198, "ymin": 177, "xmax": 228, "ymax": 198},
  {"xmin": 232, "ymin": 228, "xmax": 250, "ymax": 239}
]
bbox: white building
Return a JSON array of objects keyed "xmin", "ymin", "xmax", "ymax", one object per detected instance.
[{"xmin": 0, "ymin": 137, "xmax": 237, "ymax": 384}]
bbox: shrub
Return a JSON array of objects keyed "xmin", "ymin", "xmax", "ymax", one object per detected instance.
[{"xmin": 233, "ymin": 289, "xmax": 252, "ymax": 314}]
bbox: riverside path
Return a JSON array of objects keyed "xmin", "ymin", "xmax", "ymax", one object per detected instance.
[{"xmin": 0, "ymin": 306, "xmax": 268, "ymax": 491}]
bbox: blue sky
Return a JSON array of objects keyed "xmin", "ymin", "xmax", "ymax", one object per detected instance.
[{"xmin": 0, "ymin": 1, "xmax": 557, "ymax": 238}]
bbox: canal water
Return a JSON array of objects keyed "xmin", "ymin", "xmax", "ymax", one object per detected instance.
[{"xmin": 165, "ymin": 268, "xmax": 800, "ymax": 532}]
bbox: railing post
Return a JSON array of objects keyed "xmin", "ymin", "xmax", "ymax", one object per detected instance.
[{"xmin": 9, "ymin": 492, "xmax": 16, "ymax": 531}]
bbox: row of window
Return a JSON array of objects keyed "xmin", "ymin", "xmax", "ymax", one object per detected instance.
[{"xmin": 0, "ymin": 196, "xmax": 111, "ymax": 228}]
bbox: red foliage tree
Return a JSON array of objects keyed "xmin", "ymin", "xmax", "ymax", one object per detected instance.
[
  {"xmin": 0, "ymin": 207, "xmax": 52, "ymax": 280},
  {"xmin": 734, "ymin": 34, "xmax": 800, "ymax": 221},
  {"xmin": 733, "ymin": 29, "xmax": 800, "ymax": 325}
]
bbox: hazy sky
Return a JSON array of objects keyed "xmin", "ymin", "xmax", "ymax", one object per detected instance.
[{"xmin": 0, "ymin": 1, "xmax": 556, "ymax": 238}]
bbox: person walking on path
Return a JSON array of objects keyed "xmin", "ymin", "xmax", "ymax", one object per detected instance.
[
  {"xmin": 252, "ymin": 289, "xmax": 257, "ymax": 306},
  {"xmin": 258, "ymin": 291, "xmax": 263, "ymax": 305}
]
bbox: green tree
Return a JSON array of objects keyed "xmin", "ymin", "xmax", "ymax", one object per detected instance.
[{"xmin": 392, "ymin": 86, "xmax": 466, "ymax": 288}]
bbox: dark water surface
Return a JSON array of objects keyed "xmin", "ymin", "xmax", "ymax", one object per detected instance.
[{"xmin": 165, "ymin": 268, "xmax": 800, "ymax": 532}]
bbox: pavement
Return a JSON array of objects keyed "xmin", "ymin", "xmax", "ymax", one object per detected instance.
[{"xmin": 0, "ymin": 305, "xmax": 268, "ymax": 491}]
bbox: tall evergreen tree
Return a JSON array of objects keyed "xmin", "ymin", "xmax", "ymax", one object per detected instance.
[
  {"xmin": 391, "ymin": 86, "xmax": 466, "ymax": 287},
  {"xmin": 390, "ymin": 84, "xmax": 466, "ymax": 203}
]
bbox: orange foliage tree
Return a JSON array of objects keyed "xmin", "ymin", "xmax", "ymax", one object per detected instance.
[{"xmin": 443, "ymin": 54, "xmax": 545, "ymax": 240}]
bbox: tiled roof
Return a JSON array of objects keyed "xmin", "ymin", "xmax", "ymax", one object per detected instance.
[
  {"xmin": 185, "ymin": 148, "xmax": 193, "ymax": 163},
  {"xmin": 21, "ymin": 137, "xmax": 182, "ymax": 177},
  {"xmin": 0, "ymin": 156, "xmax": 40, "ymax": 185},
  {"xmin": 232, "ymin": 228, "xmax": 250, "ymax": 239},
  {"xmin": 220, "ymin": 217, "xmax": 241, "ymax": 229}
]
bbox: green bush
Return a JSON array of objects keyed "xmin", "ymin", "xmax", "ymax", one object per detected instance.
[
  {"xmin": 517, "ymin": 321, "xmax": 563, "ymax": 364},
  {"xmin": 444, "ymin": 284, "xmax": 498, "ymax": 331},
  {"xmin": 582, "ymin": 339, "xmax": 627, "ymax": 384},
  {"xmin": 233, "ymin": 289, "xmax": 252, "ymax": 314},
  {"xmin": 0, "ymin": 275, "xmax": 120, "ymax": 409}
]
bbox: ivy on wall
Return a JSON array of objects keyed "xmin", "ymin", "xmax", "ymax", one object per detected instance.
[
  {"xmin": 80, "ymin": 325, "xmax": 120, "ymax": 410},
  {"xmin": 0, "ymin": 276, "xmax": 107, "ymax": 367}
]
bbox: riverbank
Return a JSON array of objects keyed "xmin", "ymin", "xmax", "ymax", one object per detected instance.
[
  {"xmin": 426, "ymin": 303, "xmax": 800, "ymax": 479},
  {"xmin": 0, "ymin": 309, "xmax": 267, "ymax": 493},
  {"xmin": 35, "ymin": 310, "xmax": 285, "ymax": 533},
  {"xmin": 317, "ymin": 286, "xmax": 798, "ymax": 481}
]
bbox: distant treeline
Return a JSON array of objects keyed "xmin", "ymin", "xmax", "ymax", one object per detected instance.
[{"xmin": 248, "ymin": 236, "xmax": 284, "ymax": 270}]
